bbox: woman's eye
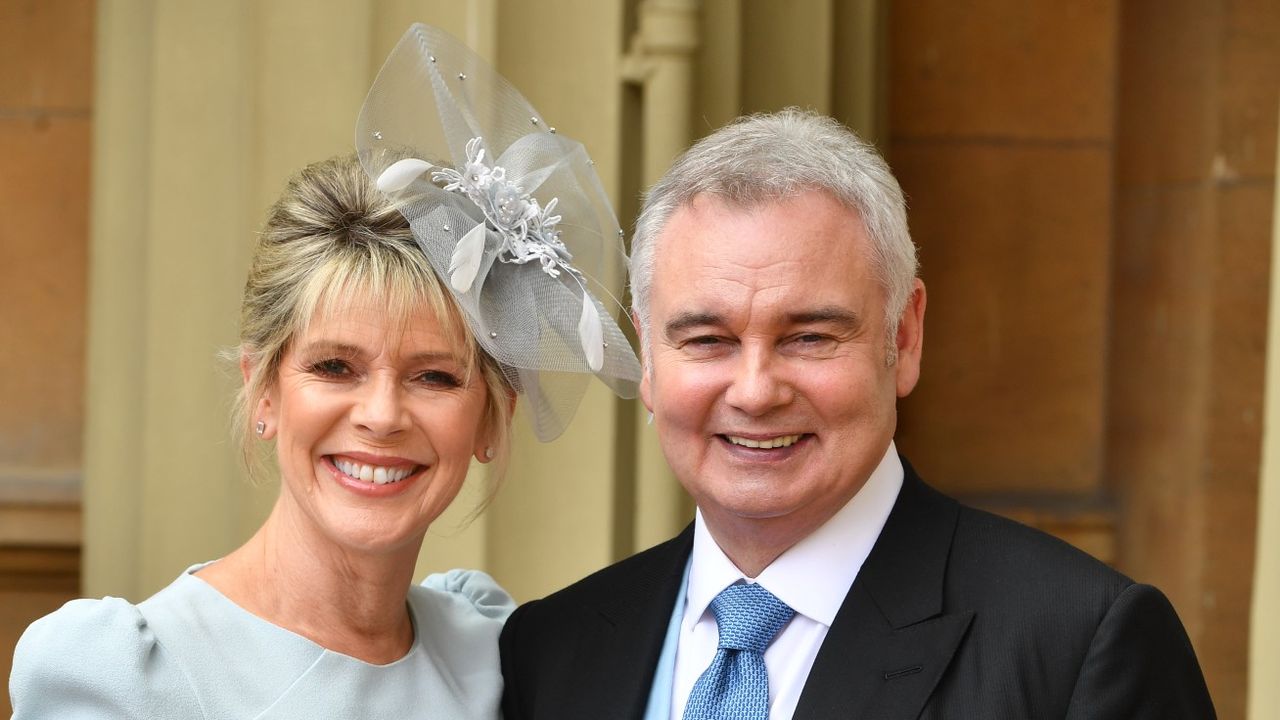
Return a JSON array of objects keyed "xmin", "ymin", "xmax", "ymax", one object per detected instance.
[
  {"xmin": 416, "ymin": 370, "xmax": 463, "ymax": 388},
  {"xmin": 309, "ymin": 358, "xmax": 352, "ymax": 377}
]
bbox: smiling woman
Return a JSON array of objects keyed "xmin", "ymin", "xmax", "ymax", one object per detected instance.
[
  {"xmin": 7, "ymin": 23, "xmax": 640, "ymax": 720},
  {"xmin": 232, "ymin": 153, "xmax": 511, "ymax": 567},
  {"xmin": 213, "ymin": 155, "xmax": 512, "ymax": 650},
  {"xmin": 7, "ymin": 153, "xmax": 519, "ymax": 719},
  {"xmin": 235, "ymin": 155, "xmax": 514, "ymax": 550},
  {"xmin": 234, "ymin": 155, "xmax": 512, "ymax": 488}
]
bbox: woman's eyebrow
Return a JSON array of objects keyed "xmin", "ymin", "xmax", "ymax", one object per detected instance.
[
  {"xmin": 404, "ymin": 350, "xmax": 465, "ymax": 365},
  {"xmin": 299, "ymin": 340, "xmax": 463, "ymax": 365},
  {"xmin": 296, "ymin": 340, "xmax": 363, "ymax": 358}
]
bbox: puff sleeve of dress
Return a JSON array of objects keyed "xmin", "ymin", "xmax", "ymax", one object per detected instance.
[
  {"xmin": 420, "ymin": 568, "xmax": 515, "ymax": 620},
  {"xmin": 9, "ymin": 597, "xmax": 204, "ymax": 719}
]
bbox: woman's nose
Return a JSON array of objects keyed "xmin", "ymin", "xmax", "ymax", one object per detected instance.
[{"xmin": 350, "ymin": 375, "xmax": 410, "ymax": 437}]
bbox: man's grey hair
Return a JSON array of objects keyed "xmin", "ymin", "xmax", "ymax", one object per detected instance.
[{"xmin": 629, "ymin": 108, "xmax": 917, "ymax": 360}]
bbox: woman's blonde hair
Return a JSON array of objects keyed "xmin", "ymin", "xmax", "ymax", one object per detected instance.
[{"xmin": 234, "ymin": 153, "xmax": 513, "ymax": 488}]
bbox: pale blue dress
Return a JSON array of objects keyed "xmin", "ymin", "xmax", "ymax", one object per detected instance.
[{"xmin": 8, "ymin": 564, "xmax": 514, "ymax": 719}]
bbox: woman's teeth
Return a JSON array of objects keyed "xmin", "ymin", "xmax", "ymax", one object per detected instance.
[
  {"xmin": 333, "ymin": 458, "xmax": 415, "ymax": 485},
  {"xmin": 726, "ymin": 434, "xmax": 803, "ymax": 449}
]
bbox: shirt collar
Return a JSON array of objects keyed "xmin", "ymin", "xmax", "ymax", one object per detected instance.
[{"xmin": 684, "ymin": 441, "xmax": 904, "ymax": 631}]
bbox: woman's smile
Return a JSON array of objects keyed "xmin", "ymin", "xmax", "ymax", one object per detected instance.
[{"xmin": 329, "ymin": 453, "xmax": 424, "ymax": 485}]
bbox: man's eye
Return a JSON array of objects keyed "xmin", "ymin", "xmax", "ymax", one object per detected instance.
[
  {"xmin": 785, "ymin": 333, "xmax": 838, "ymax": 355},
  {"xmin": 309, "ymin": 359, "xmax": 352, "ymax": 377},
  {"xmin": 688, "ymin": 336, "xmax": 722, "ymax": 346}
]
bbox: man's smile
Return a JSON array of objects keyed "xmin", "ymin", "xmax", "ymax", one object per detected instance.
[{"xmin": 721, "ymin": 433, "xmax": 806, "ymax": 449}]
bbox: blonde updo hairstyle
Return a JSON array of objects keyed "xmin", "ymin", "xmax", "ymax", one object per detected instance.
[{"xmin": 234, "ymin": 153, "xmax": 513, "ymax": 488}]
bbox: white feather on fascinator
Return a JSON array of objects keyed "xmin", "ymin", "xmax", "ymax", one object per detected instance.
[{"xmin": 356, "ymin": 23, "xmax": 641, "ymax": 442}]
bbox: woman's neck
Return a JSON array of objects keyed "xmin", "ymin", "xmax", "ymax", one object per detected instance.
[{"xmin": 195, "ymin": 497, "xmax": 422, "ymax": 665}]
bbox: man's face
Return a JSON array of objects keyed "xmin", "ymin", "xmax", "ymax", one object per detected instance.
[{"xmin": 640, "ymin": 190, "xmax": 924, "ymax": 545}]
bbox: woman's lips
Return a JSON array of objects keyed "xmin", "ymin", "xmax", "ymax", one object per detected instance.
[{"xmin": 328, "ymin": 454, "xmax": 423, "ymax": 485}]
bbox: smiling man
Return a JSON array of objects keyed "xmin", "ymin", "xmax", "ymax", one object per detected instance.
[{"xmin": 499, "ymin": 110, "xmax": 1215, "ymax": 719}]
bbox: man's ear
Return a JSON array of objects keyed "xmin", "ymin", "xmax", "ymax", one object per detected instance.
[
  {"xmin": 632, "ymin": 311, "xmax": 654, "ymax": 412},
  {"xmin": 894, "ymin": 279, "xmax": 926, "ymax": 398}
]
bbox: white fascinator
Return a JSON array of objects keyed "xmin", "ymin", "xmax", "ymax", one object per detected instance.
[{"xmin": 356, "ymin": 23, "xmax": 641, "ymax": 441}]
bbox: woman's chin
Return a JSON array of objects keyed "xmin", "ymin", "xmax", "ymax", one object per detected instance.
[{"xmin": 319, "ymin": 517, "xmax": 427, "ymax": 556}]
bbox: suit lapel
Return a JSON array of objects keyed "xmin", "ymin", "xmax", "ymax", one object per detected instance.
[
  {"xmin": 794, "ymin": 463, "xmax": 972, "ymax": 720},
  {"xmin": 562, "ymin": 527, "xmax": 693, "ymax": 720}
]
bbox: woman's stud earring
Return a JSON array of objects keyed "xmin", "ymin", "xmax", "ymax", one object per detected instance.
[
  {"xmin": 484, "ymin": 447, "xmax": 495, "ymax": 460},
  {"xmin": 255, "ymin": 420, "xmax": 266, "ymax": 436}
]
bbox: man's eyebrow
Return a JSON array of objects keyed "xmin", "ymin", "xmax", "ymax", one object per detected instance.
[
  {"xmin": 664, "ymin": 311, "xmax": 724, "ymax": 337},
  {"xmin": 786, "ymin": 307, "xmax": 863, "ymax": 327}
]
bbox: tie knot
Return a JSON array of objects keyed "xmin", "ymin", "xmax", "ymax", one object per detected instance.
[{"xmin": 708, "ymin": 582, "xmax": 795, "ymax": 653}]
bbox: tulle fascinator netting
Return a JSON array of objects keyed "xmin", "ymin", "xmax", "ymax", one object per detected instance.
[{"xmin": 357, "ymin": 24, "xmax": 642, "ymax": 441}]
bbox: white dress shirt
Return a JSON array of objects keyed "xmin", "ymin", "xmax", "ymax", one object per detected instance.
[{"xmin": 669, "ymin": 442, "xmax": 904, "ymax": 720}]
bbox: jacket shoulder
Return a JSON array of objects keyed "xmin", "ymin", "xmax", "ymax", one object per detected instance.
[{"xmin": 950, "ymin": 501, "xmax": 1132, "ymax": 599}]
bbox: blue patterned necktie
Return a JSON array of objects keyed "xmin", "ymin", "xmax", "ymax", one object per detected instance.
[{"xmin": 682, "ymin": 582, "xmax": 796, "ymax": 720}]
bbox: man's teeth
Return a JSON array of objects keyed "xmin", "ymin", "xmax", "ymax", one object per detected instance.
[
  {"xmin": 726, "ymin": 434, "xmax": 803, "ymax": 449},
  {"xmin": 333, "ymin": 458, "xmax": 415, "ymax": 485}
]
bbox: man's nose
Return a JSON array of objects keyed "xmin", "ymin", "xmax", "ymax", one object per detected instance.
[
  {"xmin": 350, "ymin": 375, "xmax": 410, "ymax": 437},
  {"xmin": 724, "ymin": 346, "xmax": 793, "ymax": 416}
]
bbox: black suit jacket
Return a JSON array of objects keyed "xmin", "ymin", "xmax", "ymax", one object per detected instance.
[{"xmin": 500, "ymin": 462, "xmax": 1215, "ymax": 719}]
